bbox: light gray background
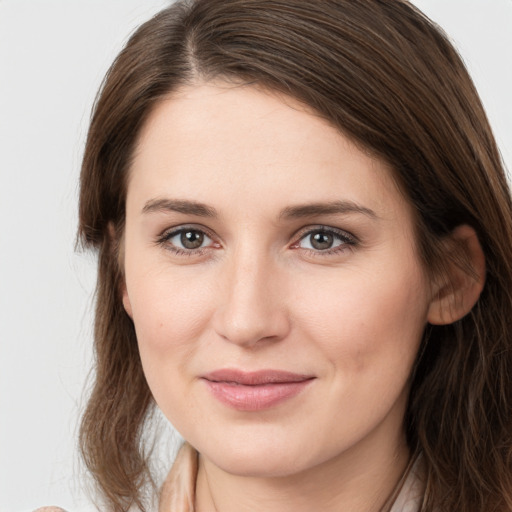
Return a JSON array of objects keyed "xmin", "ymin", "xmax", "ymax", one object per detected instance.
[{"xmin": 1, "ymin": 1, "xmax": 511, "ymax": 511}]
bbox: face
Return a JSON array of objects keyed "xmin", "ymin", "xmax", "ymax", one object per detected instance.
[{"xmin": 122, "ymin": 82, "xmax": 435, "ymax": 478}]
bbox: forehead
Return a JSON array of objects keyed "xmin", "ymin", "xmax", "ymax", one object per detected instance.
[{"xmin": 128, "ymin": 82, "xmax": 410, "ymax": 222}]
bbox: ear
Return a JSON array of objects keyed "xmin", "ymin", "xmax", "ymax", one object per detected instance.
[
  {"xmin": 427, "ymin": 225, "xmax": 486, "ymax": 325},
  {"xmin": 122, "ymin": 286, "xmax": 133, "ymax": 319},
  {"xmin": 108, "ymin": 221, "xmax": 133, "ymax": 319}
]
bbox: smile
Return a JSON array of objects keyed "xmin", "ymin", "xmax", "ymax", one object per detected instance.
[{"xmin": 201, "ymin": 369, "xmax": 315, "ymax": 411}]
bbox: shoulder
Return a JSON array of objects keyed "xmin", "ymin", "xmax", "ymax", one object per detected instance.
[
  {"xmin": 390, "ymin": 457, "xmax": 425, "ymax": 512},
  {"xmin": 159, "ymin": 442, "xmax": 198, "ymax": 512},
  {"xmin": 33, "ymin": 507, "xmax": 67, "ymax": 512}
]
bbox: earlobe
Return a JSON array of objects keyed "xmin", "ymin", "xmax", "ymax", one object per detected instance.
[
  {"xmin": 122, "ymin": 287, "xmax": 133, "ymax": 318},
  {"xmin": 427, "ymin": 225, "xmax": 486, "ymax": 325},
  {"xmin": 107, "ymin": 220, "xmax": 132, "ymax": 319}
]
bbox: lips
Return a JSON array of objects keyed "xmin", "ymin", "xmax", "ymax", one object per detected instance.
[{"xmin": 201, "ymin": 369, "xmax": 315, "ymax": 411}]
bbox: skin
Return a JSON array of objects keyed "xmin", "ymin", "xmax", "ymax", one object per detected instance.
[{"xmin": 121, "ymin": 82, "xmax": 481, "ymax": 511}]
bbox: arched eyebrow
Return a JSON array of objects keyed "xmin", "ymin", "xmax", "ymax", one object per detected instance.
[{"xmin": 279, "ymin": 201, "xmax": 378, "ymax": 220}]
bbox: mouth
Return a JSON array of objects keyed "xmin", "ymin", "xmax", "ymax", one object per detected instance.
[{"xmin": 201, "ymin": 369, "xmax": 315, "ymax": 411}]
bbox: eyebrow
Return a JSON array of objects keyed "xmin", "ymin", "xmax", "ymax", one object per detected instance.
[
  {"xmin": 279, "ymin": 201, "xmax": 378, "ymax": 220},
  {"xmin": 142, "ymin": 198, "xmax": 217, "ymax": 217},
  {"xmin": 142, "ymin": 198, "xmax": 377, "ymax": 220}
]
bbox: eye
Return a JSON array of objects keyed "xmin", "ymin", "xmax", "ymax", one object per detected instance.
[
  {"xmin": 158, "ymin": 226, "xmax": 217, "ymax": 254},
  {"xmin": 174, "ymin": 229, "xmax": 209, "ymax": 249},
  {"xmin": 293, "ymin": 227, "xmax": 356, "ymax": 253}
]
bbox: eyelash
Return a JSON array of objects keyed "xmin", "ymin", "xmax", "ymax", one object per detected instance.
[
  {"xmin": 156, "ymin": 225, "xmax": 358, "ymax": 257},
  {"xmin": 156, "ymin": 225, "xmax": 218, "ymax": 257},
  {"xmin": 291, "ymin": 225, "xmax": 357, "ymax": 256}
]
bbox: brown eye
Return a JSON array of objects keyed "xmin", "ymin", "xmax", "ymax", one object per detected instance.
[
  {"xmin": 310, "ymin": 232, "xmax": 334, "ymax": 250},
  {"xmin": 295, "ymin": 227, "xmax": 355, "ymax": 253},
  {"xmin": 180, "ymin": 230, "xmax": 204, "ymax": 249},
  {"xmin": 161, "ymin": 227, "xmax": 214, "ymax": 253}
]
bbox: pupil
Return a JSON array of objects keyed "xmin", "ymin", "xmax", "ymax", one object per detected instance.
[
  {"xmin": 181, "ymin": 230, "xmax": 204, "ymax": 249},
  {"xmin": 311, "ymin": 232, "xmax": 333, "ymax": 250}
]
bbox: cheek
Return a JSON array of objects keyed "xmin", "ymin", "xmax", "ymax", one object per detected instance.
[
  {"xmin": 126, "ymin": 274, "xmax": 212, "ymax": 423},
  {"xmin": 291, "ymin": 259, "xmax": 429, "ymax": 375},
  {"xmin": 124, "ymin": 254, "xmax": 218, "ymax": 387}
]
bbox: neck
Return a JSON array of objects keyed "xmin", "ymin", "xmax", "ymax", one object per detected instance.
[{"xmin": 195, "ymin": 429, "xmax": 410, "ymax": 512}]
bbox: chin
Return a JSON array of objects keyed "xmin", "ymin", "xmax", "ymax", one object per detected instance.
[
  {"xmin": 212, "ymin": 450, "xmax": 311, "ymax": 478},
  {"xmin": 193, "ymin": 426, "xmax": 324, "ymax": 478}
]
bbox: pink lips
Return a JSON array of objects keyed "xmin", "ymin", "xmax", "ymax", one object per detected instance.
[{"xmin": 201, "ymin": 369, "xmax": 315, "ymax": 411}]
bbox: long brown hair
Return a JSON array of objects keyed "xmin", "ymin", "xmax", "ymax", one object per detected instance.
[{"xmin": 78, "ymin": 1, "xmax": 512, "ymax": 510}]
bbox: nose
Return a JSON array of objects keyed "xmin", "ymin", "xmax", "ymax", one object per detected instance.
[{"xmin": 212, "ymin": 248, "xmax": 291, "ymax": 348}]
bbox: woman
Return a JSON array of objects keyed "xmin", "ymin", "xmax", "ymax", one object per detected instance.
[{"xmin": 76, "ymin": 0, "xmax": 512, "ymax": 511}]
